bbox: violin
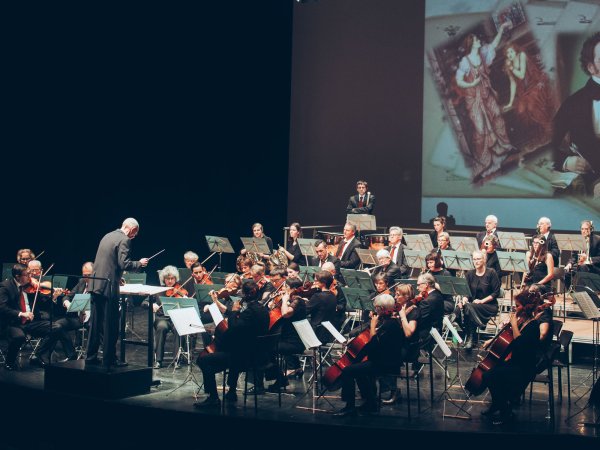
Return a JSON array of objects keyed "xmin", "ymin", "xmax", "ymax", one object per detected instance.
[
  {"xmin": 165, "ymin": 283, "xmax": 188, "ymax": 298},
  {"xmin": 212, "ymin": 286, "xmax": 238, "ymax": 300},
  {"xmin": 25, "ymin": 279, "xmax": 68, "ymax": 300},
  {"xmin": 295, "ymin": 281, "xmax": 320, "ymax": 299},
  {"xmin": 199, "ymin": 272, "xmax": 213, "ymax": 285}
]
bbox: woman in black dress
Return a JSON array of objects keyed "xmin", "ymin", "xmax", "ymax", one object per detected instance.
[
  {"xmin": 457, "ymin": 250, "xmax": 501, "ymax": 350},
  {"xmin": 524, "ymin": 234, "xmax": 554, "ymax": 294},
  {"xmin": 282, "ymin": 222, "xmax": 304, "ymax": 265},
  {"xmin": 480, "ymin": 288, "xmax": 542, "ymax": 424},
  {"xmin": 481, "ymin": 234, "xmax": 502, "ymax": 279}
]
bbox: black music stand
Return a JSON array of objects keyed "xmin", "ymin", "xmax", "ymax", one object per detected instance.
[
  {"xmin": 205, "ymin": 236, "xmax": 235, "ymax": 271},
  {"xmin": 356, "ymin": 248, "xmax": 379, "ymax": 269},
  {"xmin": 404, "ymin": 234, "xmax": 434, "ymax": 252},
  {"xmin": 404, "ymin": 249, "xmax": 429, "ymax": 274},
  {"xmin": 210, "ymin": 271, "xmax": 229, "ymax": 285},
  {"xmin": 194, "ymin": 284, "xmax": 224, "ymax": 306},
  {"xmin": 240, "ymin": 237, "xmax": 271, "ymax": 255},
  {"xmin": 441, "ymin": 250, "xmax": 474, "ymax": 273},
  {"xmin": 497, "ymin": 231, "xmax": 528, "ymax": 251},
  {"xmin": 435, "ymin": 276, "xmax": 472, "ymax": 298},
  {"xmin": 451, "ymin": 237, "xmax": 479, "ymax": 253},
  {"xmin": 497, "ymin": 250, "xmax": 527, "ymax": 308},
  {"xmin": 339, "ymin": 286, "xmax": 372, "ymax": 330},
  {"xmin": 566, "ymin": 290, "xmax": 600, "ymax": 425},
  {"xmin": 299, "ymin": 266, "xmax": 320, "ymax": 283},
  {"xmin": 340, "ymin": 269, "xmax": 375, "ymax": 292},
  {"xmin": 297, "ymin": 238, "xmax": 319, "ymax": 266},
  {"xmin": 346, "ymin": 214, "xmax": 376, "ymax": 233}
]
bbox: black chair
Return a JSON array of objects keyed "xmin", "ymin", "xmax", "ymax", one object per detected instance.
[
  {"xmin": 553, "ymin": 329, "xmax": 574, "ymax": 403},
  {"xmin": 528, "ymin": 343, "xmax": 559, "ymax": 421},
  {"xmin": 551, "ymin": 319, "xmax": 563, "ymax": 341},
  {"xmin": 377, "ymin": 361, "xmax": 421, "ymax": 419}
]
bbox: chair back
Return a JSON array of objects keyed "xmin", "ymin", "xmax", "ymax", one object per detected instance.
[
  {"xmin": 253, "ymin": 333, "xmax": 281, "ymax": 365},
  {"xmin": 552, "ymin": 319, "xmax": 563, "ymax": 340},
  {"xmin": 559, "ymin": 329, "xmax": 574, "ymax": 351}
]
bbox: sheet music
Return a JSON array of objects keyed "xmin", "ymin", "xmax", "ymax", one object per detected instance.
[
  {"xmin": 443, "ymin": 316, "xmax": 463, "ymax": 344},
  {"xmin": 292, "ymin": 319, "xmax": 322, "ymax": 350},
  {"xmin": 168, "ymin": 307, "xmax": 205, "ymax": 335},
  {"xmin": 207, "ymin": 303, "xmax": 225, "ymax": 327},
  {"xmin": 430, "ymin": 327, "xmax": 452, "ymax": 358},
  {"xmin": 120, "ymin": 284, "xmax": 171, "ymax": 296},
  {"xmin": 321, "ymin": 321, "xmax": 347, "ymax": 344}
]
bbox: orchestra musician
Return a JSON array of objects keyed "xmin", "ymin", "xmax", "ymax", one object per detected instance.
[
  {"xmin": 286, "ymin": 262, "xmax": 301, "ymax": 281},
  {"xmin": 336, "ymin": 223, "xmax": 362, "ymax": 270},
  {"xmin": 370, "ymin": 249, "xmax": 402, "ymax": 286},
  {"xmin": 535, "ymin": 217, "xmax": 560, "ymax": 267},
  {"xmin": 265, "ymin": 278, "xmax": 308, "ymax": 391},
  {"xmin": 415, "ymin": 273, "xmax": 444, "ymax": 342},
  {"xmin": 306, "ymin": 271, "xmax": 338, "ymax": 344},
  {"xmin": 480, "ymin": 289, "xmax": 542, "ymax": 425},
  {"xmin": 346, "ymin": 179, "xmax": 375, "ymax": 215},
  {"xmin": 281, "ymin": 222, "xmax": 304, "ymax": 265},
  {"xmin": 476, "ymin": 215, "xmax": 501, "ymax": 248},
  {"xmin": 524, "ymin": 234, "xmax": 554, "ymax": 295},
  {"xmin": 203, "ymin": 274, "xmax": 243, "ymax": 315},
  {"xmin": 353, "ymin": 274, "xmax": 389, "ymax": 332},
  {"xmin": 183, "ymin": 261, "xmax": 213, "ymax": 296},
  {"xmin": 320, "ymin": 262, "xmax": 345, "ymax": 329},
  {"xmin": 183, "ymin": 251, "xmax": 199, "ymax": 269},
  {"xmin": 425, "ymin": 252, "xmax": 454, "ymax": 314},
  {"xmin": 332, "ymin": 293, "xmax": 412, "ymax": 417},
  {"xmin": 0, "ymin": 264, "xmax": 69, "ymax": 369},
  {"xmin": 250, "ymin": 264, "xmax": 274, "ymax": 300},
  {"xmin": 16, "ymin": 249, "xmax": 35, "ymax": 266},
  {"xmin": 54, "ymin": 262, "xmax": 96, "ymax": 359},
  {"xmin": 194, "ymin": 280, "xmax": 269, "ymax": 408},
  {"xmin": 456, "ymin": 250, "xmax": 501, "ymax": 351},
  {"xmin": 565, "ymin": 219, "xmax": 600, "ymax": 275},
  {"xmin": 152, "ymin": 265, "xmax": 188, "ymax": 369},
  {"xmin": 240, "ymin": 223, "xmax": 274, "ymax": 262},
  {"xmin": 385, "ymin": 227, "xmax": 410, "ymax": 278},
  {"xmin": 433, "ymin": 232, "xmax": 456, "ymax": 276},
  {"xmin": 480, "ymin": 234, "xmax": 502, "ymax": 279},
  {"xmin": 429, "ymin": 216, "xmax": 448, "ymax": 247},
  {"xmin": 311, "ymin": 240, "xmax": 341, "ymax": 278},
  {"xmin": 237, "ymin": 256, "xmax": 254, "ymax": 279}
]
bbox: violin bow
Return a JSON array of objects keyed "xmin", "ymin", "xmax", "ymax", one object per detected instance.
[{"xmin": 31, "ymin": 263, "xmax": 56, "ymax": 314}]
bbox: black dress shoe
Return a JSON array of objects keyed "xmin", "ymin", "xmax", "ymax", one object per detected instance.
[
  {"xmin": 29, "ymin": 356, "xmax": 47, "ymax": 368},
  {"xmin": 246, "ymin": 386, "xmax": 266, "ymax": 395},
  {"xmin": 193, "ymin": 396, "xmax": 221, "ymax": 408},
  {"xmin": 332, "ymin": 405, "xmax": 357, "ymax": 417},
  {"xmin": 267, "ymin": 380, "xmax": 289, "ymax": 393}
]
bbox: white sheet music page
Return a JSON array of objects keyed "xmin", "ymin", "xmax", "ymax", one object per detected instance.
[
  {"xmin": 292, "ymin": 319, "xmax": 322, "ymax": 350},
  {"xmin": 321, "ymin": 321, "xmax": 347, "ymax": 343},
  {"xmin": 207, "ymin": 303, "xmax": 224, "ymax": 327}
]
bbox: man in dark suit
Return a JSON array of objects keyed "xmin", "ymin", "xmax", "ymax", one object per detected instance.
[
  {"xmin": 371, "ymin": 249, "xmax": 402, "ymax": 286},
  {"xmin": 346, "ymin": 180, "xmax": 375, "ymax": 215},
  {"xmin": 551, "ymin": 32, "xmax": 600, "ymax": 196},
  {"xmin": 565, "ymin": 220, "xmax": 600, "ymax": 275},
  {"xmin": 86, "ymin": 218, "xmax": 148, "ymax": 367},
  {"xmin": 311, "ymin": 240, "xmax": 341, "ymax": 276},
  {"xmin": 476, "ymin": 214, "xmax": 501, "ymax": 248},
  {"xmin": 336, "ymin": 223, "xmax": 362, "ymax": 270},
  {"xmin": 536, "ymin": 217, "xmax": 560, "ymax": 267},
  {"xmin": 0, "ymin": 264, "xmax": 67, "ymax": 369},
  {"xmin": 385, "ymin": 226, "xmax": 410, "ymax": 278},
  {"xmin": 59, "ymin": 261, "xmax": 94, "ymax": 352}
]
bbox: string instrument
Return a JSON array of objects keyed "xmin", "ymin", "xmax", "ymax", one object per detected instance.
[
  {"xmin": 322, "ymin": 326, "xmax": 372, "ymax": 391},
  {"xmin": 295, "ymin": 281, "xmax": 320, "ymax": 299},
  {"xmin": 199, "ymin": 318, "xmax": 229, "ymax": 357},
  {"xmin": 212, "ymin": 286, "xmax": 239, "ymax": 300},
  {"xmin": 266, "ymin": 283, "xmax": 287, "ymax": 330},
  {"xmin": 464, "ymin": 290, "xmax": 554, "ymax": 396},
  {"xmin": 165, "ymin": 283, "xmax": 188, "ymax": 298}
]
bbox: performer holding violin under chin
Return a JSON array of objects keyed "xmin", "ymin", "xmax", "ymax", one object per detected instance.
[
  {"xmin": 524, "ymin": 235, "xmax": 554, "ymax": 294},
  {"xmin": 195, "ymin": 280, "xmax": 269, "ymax": 408},
  {"xmin": 332, "ymin": 293, "xmax": 411, "ymax": 417},
  {"xmin": 152, "ymin": 265, "xmax": 189, "ymax": 369},
  {"xmin": 182, "ymin": 261, "xmax": 213, "ymax": 296},
  {"xmin": 479, "ymin": 289, "xmax": 542, "ymax": 425}
]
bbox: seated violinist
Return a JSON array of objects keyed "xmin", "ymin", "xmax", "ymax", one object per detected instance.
[
  {"xmin": 321, "ymin": 261, "xmax": 345, "ymax": 329},
  {"xmin": 194, "ymin": 280, "xmax": 270, "ymax": 408},
  {"xmin": 250, "ymin": 264, "xmax": 275, "ymax": 302},
  {"xmin": 183, "ymin": 251, "xmax": 199, "ymax": 269},
  {"xmin": 415, "ymin": 273, "xmax": 444, "ymax": 343},
  {"xmin": 354, "ymin": 274, "xmax": 389, "ymax": 330},
  {"xmin": 152, "ymin": 265, "xmax": 189, "ymax": 369},
  {"xmin": 380, "ymin": 283, "xmax": 421, "ymax": 405},
  {"xmin": 183, "ymin": 262, "xmax": 213, "ymax": 296},
  {"xmin": 0, "ymin": 264, "xmax": 70, "ymax": 369},
  {"xmin": 480, "ymin": 289, "xmax": 543, "ymax": 425},
  {"xmin": 332, "ymin": 294, "xmax": 406, "ymax": 417},
  {"xmin": 237, "ymin": 256, "xmax": 254, "ymax": 279},
  {"xmin": 306, "ymin": 271, "xmax": 338, "ymax": 344},
  {"xmin": 204, "ymin": 273, "xmax": 243, "ymax": 315},
  {"xmin": 55, "ymin": 261, "xmax": 96, "ymax": 359},
  {"xmin": 286, "ymin": 262, "xmax": 301, "ymax": 281}
]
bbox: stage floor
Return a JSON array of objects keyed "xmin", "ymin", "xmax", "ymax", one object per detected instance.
[{"xmin": 1, "ymin": 306, "xmax": 598, "ymax": 449}]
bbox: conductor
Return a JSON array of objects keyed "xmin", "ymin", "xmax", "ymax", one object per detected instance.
[{"xmin": 86, "ymin": 218, "xmax": 149, "ymax": 367}]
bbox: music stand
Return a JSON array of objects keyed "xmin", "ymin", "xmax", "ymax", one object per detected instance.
[
  {"xmin": 194, "ymin": 284, "xmax": 224, "ymax": 306},
  {"xmin": 292, "ymin": 319, "xmax": 327, "ymax": 413},
  {"xmin": 299, "ymin": 266, "xmax": 320, "ymax": 283},
  {"xmin": 441, "ymin": 250, "xmax": 474, "ymax": 273},
  {"xmin": 1, "ymin": 263, "xmax": 12, "ymax": 282},
  {"xmin": 177, "ymin": 268, "xmax": 192, "ymax": 284},
  {"xmin": 566, "ymin": 290, "xmax": 600, "ymax": 424},
  {"xmin": 497, "ymin": 250, "xmax": 528, "ymax": 307},
  {"xmin": 346, "ymin": 214, "xmax": 376, "ymax": 233},
  {"xmin": 210, "ymin": 272, "xmax": 229, "ymax": 285},
  {"xmin": 340, "ymin": 269, "xmax": 375, "ymax": 292},
  {"xmin": 404, "ymin": 234, "xmax": 434, "ymax": 252},
  {"xmin": 404, "ymin": 249, "xmax": 429, "ymax": 273},
  {"xmin": 497, "ymin": 231, "xmax": 528, "ymax": 251},
  {"xmin": 555, "ymin": 234, "xmax": 586, "ymax": 253},
  {"xmin": 205, "ymin": 236, "xmax": 235, "ymax": 271},
  {"xmin": 297, "ymin": 238, "xmax": 319, "ymax": 266},
  {"xmin": 451, "ymin": 237, "xmax": 479, "ymax": 253},
  {"xmin": 122, "ymin": 272, "xmax": 147, "ymax": 284},
  {"xmin": 574, "ymin": 272, "xmax": 600, "ymax": 294},
  {"xmin": 356, "ymin": 248, "xmax": 379, "ymax": 268},
  {"xmin": 435, "ymin": 276, "xmax": 472, "ymax": 298},
  {"xmin": 166, "ymin": 307, "xmax": 204, "ymax": 394},
  {"xmin": 240, "ymin": 237, "xmax": 271, "ymax": 255}
]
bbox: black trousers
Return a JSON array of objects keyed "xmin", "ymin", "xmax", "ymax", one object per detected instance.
[
  {"xmin": 86, "ymin": 293, "xmax": 120, "ymax": 363},
  {"xmin": 154, "ymin": 316, "xmax": 175, "ymax": 363},
  {"xmin": 340, "ymin": 360, "xmax": 379, "ymax": 407},
  {"xmin": 197, "ymin": 351, "xmax": 241, "ymax": 396},
  {"xmin": 6, "ymin": 320, "xmax": 63, "ymax": 365},
  {"xmin": 53, "ymin": 316, "xmax": 79, "ymax": 358}
]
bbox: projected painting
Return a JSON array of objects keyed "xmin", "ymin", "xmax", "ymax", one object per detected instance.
[{"xmin": 423, "ymin": 0, "xmax": 600, "ymax": 229}]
